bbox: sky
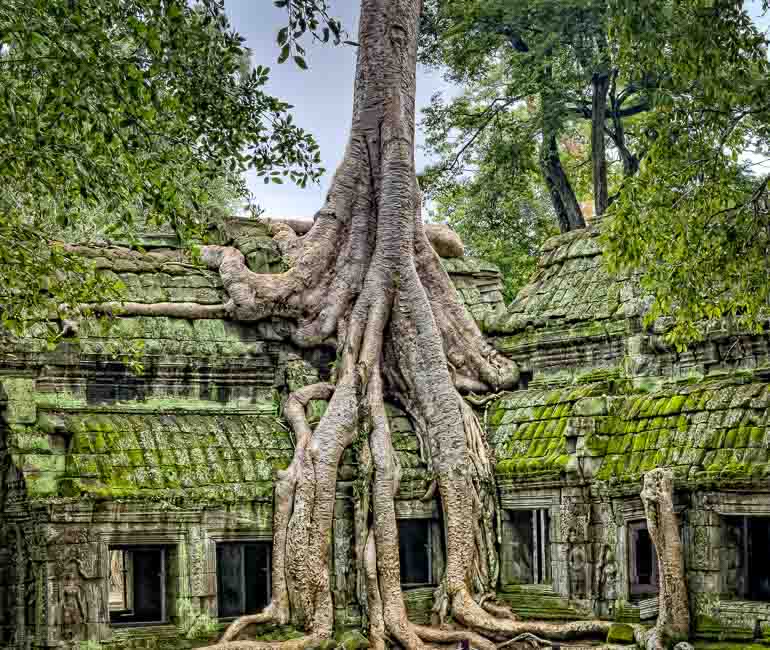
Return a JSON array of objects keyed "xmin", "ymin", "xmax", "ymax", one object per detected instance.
[
  {"xmin": 225, "ymin": 1, "xmax": 454, "ymax": 218},
  {"xmin": 225, "ymin": 1, "xmax": 770, "ymax": 218}
]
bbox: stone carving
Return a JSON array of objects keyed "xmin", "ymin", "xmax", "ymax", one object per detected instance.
[
  {"xmin": 56, "ymin": 559, "xmax": 87, "ymax": 644},
  {"xmin": 596, "ymin": 545, "xmax": 617, "ymax": 602},
  {"xmin": 51, "ymin": 539, "xmax": 100, "ymax": 647},
  {"xmin": 567, "ymin": 527, "xmax": 587, "ymax": 600}
]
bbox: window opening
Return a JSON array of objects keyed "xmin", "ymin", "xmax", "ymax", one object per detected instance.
[
  {"xmin": 108, "ymin": 546, "xmax": 168, "ymax": 625},
  {"xmin": 628, "ymin": 521, "xmax": 659, "ymax": 596},
  {"xmin": 501, "ymin": 508, "xmax": 550, "ymax": 585},
  {"xmin": 397, "ymin": 519, "xmax": 434, "ymax": 587},
  {"xmin": 725, "ymin": 516, "xmax": 770, "ymax": 601},
  {"xmin": 216, "ymin": 542, "xmax": 271, "ymax": 618}
]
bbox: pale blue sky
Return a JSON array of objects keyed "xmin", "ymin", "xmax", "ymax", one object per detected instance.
[
  {"xmin": 226, "ymin": 1, "xmax": 769, "ymax": 218},
  {"xmin": 227, "ymin": 1, "xmax": 454, "ymax": 218}
]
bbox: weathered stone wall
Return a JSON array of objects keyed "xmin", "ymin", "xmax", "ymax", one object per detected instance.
[{"xmin": 5, "ymin": 221, "xmax": 770, "ymax": 647}]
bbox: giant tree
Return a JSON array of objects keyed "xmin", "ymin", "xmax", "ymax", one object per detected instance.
[
  {"xmin": 0, "ymin": 0, "xmax": 322, "ymax": 341},
  {"xmin": 106, "ymin": 0, "xmax": 625, "ymax": 648},
  {"xmin": 2, "ymin": 0, "xmax": 692, "ymax": 647}
]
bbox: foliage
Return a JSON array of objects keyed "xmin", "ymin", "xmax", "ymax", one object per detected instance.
[
  {"xmin": 420, "ymin": 0, "xmax": 635, "ymax": 229},
  {"xmin": 273, "ymin": 0, "xmax": 346, "ymax": 69},
  {"xmin": 0, "ymin": 0, "xmax": 324, "ymax": 339},
  {"xmin": 603, "ymin": 0, "xmax": 770, "ymax": 346},
  {"xmin": 422, "ymin": 0, "xmax": 770, "ymax": 344},
  {"xmin": 421, "ymin": 103, "xmax": 558, "ymax": 301}
]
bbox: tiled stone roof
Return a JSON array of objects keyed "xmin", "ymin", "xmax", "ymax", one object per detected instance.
[
  {"xmin": 489, "ymin": 377, "xmax": 770, "ymax": 487},
  {"xmin": 8, "ymin": 405, "xmax": 290, "ymax": 502}
]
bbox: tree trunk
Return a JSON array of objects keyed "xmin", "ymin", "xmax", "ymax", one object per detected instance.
[
  {"xmin": 540, "ymin": 130, "xmax": 586, "ymax": 232},
  {"xmin": 591, "ymin": 71, "xmax": 610, "ymax": 217},
  {"xmin": 640, "ymin": 469, "xmax": 690, "ymax": 650},
  {"xmin": 104, "ymin": 2, "xmax": 620, "ymax": 647}
]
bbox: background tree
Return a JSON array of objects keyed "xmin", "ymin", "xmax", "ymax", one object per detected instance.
[
  {"xmin": 421, "ymin": 103, "xmax": 558, "ymax": 301},
  {"xmin": 420, "ymin": 0, "xmax": 643, "ymax": 232},
  {"xmin": 421, "ymin": 0, "xmax": 770, "ymax": 345},
  {"xmin": 0, "ymin": 0, "xmax": 325, "ymax": 340},
  {"xmin": 604, "ymin": 0, "xmax": 770, "ymax": 346}
]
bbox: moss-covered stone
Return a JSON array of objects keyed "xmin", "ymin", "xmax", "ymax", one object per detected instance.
[{"xmin": 606, "ymin": 622, "xmax": 635, "ymax": 644}]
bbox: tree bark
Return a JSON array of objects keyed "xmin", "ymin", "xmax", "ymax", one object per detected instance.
[
  {"xmin": 640, "ymin": 469, "xmax": 690, "ymax": 650},
  {"xmin": 591, "ymin": 70, "xmax": 610, "ymax": 217},
  {"xmin": 102, "ymin": 2, "xmax": 623, "ymax": 647},
  {"xmin": 605, "ymin": 71, "xmax": 640, "ymax": 183},
  {"xmin": 540, "ymin": 130, "xmax": 586, "ymax": 232}
]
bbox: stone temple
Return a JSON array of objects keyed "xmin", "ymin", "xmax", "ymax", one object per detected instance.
[{"xmin": 2, "ymin": 218, "xmax": 770, "ymax": 649}]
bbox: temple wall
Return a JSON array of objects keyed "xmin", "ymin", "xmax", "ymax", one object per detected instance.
[{"xmin": 4, "ymin": 223, "xmax": 770, "ymax": 647}]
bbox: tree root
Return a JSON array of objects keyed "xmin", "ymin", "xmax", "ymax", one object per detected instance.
[
  {"xmin": 639, "ymin": 469, "xmax": 689, "ymax": 650},
  {"xmin": 481, "ymin": 600, "xmax": 517, "ymax": 621},
  {"xmin": 94, "ymin": 301, "xmax": 231, "ymax": 319},
  {"xmin": 413, "ymin": 624, "xmax": 497, "ymax": 650},
  {"xmin": 195, "ymin": 636, "xmax": 318, "ymax": 650},
  {"xmin": 452, "ymin": 589, "xmax": 612, "ymax": 642},
  {"xmin": 220, "ymin": 610, "xmax": 277, "ymax": 643},
  {"xmin": 496, "ymin": 633, "xmax": 551, "ymax": 649}
]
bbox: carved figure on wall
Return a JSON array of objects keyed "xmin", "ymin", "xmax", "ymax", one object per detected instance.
[
  {"xmin": 52, "ymin": 541, "xmax": 100, "ymax": 647},
  {"xmin": 567, "ymin": 527, "xmax": 587, "ymax": 599},
  {"xmin": 58, "ymin": 560, "xmax": 87, "ymax": 642},
  {"xmin": 600, "ymin": 547, "xmax": 618, "ymax": 601}
]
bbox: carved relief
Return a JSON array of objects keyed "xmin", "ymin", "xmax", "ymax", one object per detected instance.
[
  {"xmin": 567, "ymin": 527, "xmax": 587, "ymax": 599},
  {"xmin": 50, "ymin": 534, "xmax": 102, "ymax": 647},
  {"xmin": 596, "ymin": 545, "xmax": 617, "ymax": 602},
  {"xmin": 561, "ymin": 496, "xmax": 591, "ymax": 601}
]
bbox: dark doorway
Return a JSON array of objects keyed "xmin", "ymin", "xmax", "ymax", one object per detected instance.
[
  {"xmin": 109, "ymin": 546, "xmax": 168, "ymax": 625},
  {"xmin": 216, "ymin": 542, "xmax": 271, "ymax": 618},
  {"xmin": 726, "ymin": 516, "xmax": 770, "ymax": 601},
  {"xmin": 397, "ymin": 519, "xmax": 433, "ymax": 587},
  {"xmin": 628, "ymin": 521, "xmax": 659, "ymax": 596}
]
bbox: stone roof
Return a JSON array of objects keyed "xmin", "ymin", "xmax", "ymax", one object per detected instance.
[
  {"xmin": 489, "ymin": 376, "xmax": 770, "ymax": 488},
  {"xmin": 4, "ymin": 396, "xmax": 287, "ymax": 502},
  {"xmin": 487, "ymin": 227, "xmax": 638, "ymax": 332},
  {"xmin": 1, "ymin": 372, "xmax": 430, "ymax": 503},
  {"xmin": 5, "ymin": 218, "xmax": 770, "ymax": 502},
  {"xmin": 484, "ymin": 221, "xmax": 770, "ymax": 388}
]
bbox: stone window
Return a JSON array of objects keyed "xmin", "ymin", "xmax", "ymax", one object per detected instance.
[
  {"xmin": 108, "ymin": 546, "xmax": 170, "ymax": 625},
  {"xmin": 500, "ymin": 509, "xmax": 551, "ymax": 585},
  {"xmin": 628, "ymin": 521, "xmax": 658, "ymax": 596},
  {"xmin": 724, "ymin": 516, "xmax": 770, "ymax": 601},
  {"xmin": 216, "ymin": 542, "xmax": 271, "ymax": 618},
  {"xmin": 397, "ymin": 519, "xmax": 436, "ymax": 588}
]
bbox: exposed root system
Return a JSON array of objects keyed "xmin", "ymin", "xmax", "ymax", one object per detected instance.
[{"xmin": 94, "ymin": 1, "xmax": 689, "ymax": 648}]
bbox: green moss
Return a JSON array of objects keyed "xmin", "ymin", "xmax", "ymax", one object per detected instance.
[
  {"xmin": 606, "ymin": 622, "xmax": 635, "ymax": 644},
  {"xmin": 695, "ymin": 641, "xmax": 768, "ymax": 650},
  {"xmin": 614, "ymin": 600, "xmax": 641, "ymax": 624},
  {"xmin": 336, "ymin": 630, "xmax": 368, "ymax": 650},
  {"xmin": 575, "ymin": 396, "xmax": 607, "ymax": 416},
  {"xmin": 695, "ymin": 614, "xmax": 755, "ymax": 641},
  {"xmin": 488, "ymin": 406, "xmax": 507, "ymax": 427},
  {"xmin": 58, "ymin": 478, "xmax": 82, "ymax": 497},
  {"xmin": 663, "ymin": 394, "xmax": 688, "ymax": 414},
  {"xmin": 497, "ymin": 586, "xmax": 586, "ymax": 620},
  {"xmin": 632, "ymin": 432, "xmax": 648, "ymax": 452},
  {"xmin": 79, "ymin": 642, "xmax": 103, "ymax": 650}
]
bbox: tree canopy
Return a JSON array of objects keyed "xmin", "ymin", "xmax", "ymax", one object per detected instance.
[
  {"xmin": 0, "ymin": 0, "xmax": 327, "ymax": 340},
  {"xmin": 421, "ymin": 0, "xmax": 770, "ymax": 344}
]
